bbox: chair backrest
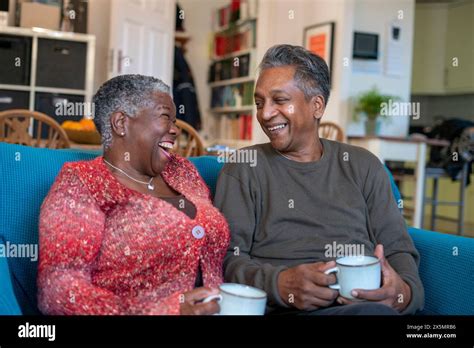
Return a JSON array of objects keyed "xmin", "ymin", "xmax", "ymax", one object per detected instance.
[
  {"xmin": 319, "ymin": 121, "xmax": 344, "ymax": 142},
  {"xmin": 174, "ymin": 119, "xmax": 204, "ymax": 157},
  {"xmin": 0, "ymin": 109, "xmax": 70, "ymax": 149}
]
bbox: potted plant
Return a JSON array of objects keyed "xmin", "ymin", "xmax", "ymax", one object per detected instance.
[{"xmin": 353, "ymin": 87, "xmax": 397, "ymax": 135}]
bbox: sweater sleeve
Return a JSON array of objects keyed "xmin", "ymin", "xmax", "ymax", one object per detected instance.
[
  {"xmin": 363, "ymin": 157, "xmax": 425, "ymax": 315},
  {"xmin": 37, "ymin": 164, "xmax": 180, "ymax": 315},
  {"xmin": 214, "ymin": 167, "xmax": 289, "ymax": 308}
]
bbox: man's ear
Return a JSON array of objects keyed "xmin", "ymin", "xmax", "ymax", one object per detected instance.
[
  {"xmin": 311, "ymin": 95, "xmax": 326, "ymax": 121},
  {"xmin": 110, "ymin": 111, "xmax": 127, "ymax": 137}
]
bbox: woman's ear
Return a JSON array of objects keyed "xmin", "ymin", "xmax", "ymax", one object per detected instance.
[
  {"xmin": 110, "ymin": 111, "xmax": 127, "ymax": 137},
  {"xmin": 311, "ymin": 95, "xmax": 326, "ymax": 121}
]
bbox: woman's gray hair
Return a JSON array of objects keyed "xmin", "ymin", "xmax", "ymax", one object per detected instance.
[
  {"xmin": 259, "ymin": 44, "xmax": 330, "ymax": 105},
  {"xmin": 92, "ymin": 74, "xmax": 170, "ymax": 149}
]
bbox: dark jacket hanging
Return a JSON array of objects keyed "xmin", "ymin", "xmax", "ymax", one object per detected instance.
[{"xmin": 173, "ymin": 46, "xmax": 201, "ymax": 130}]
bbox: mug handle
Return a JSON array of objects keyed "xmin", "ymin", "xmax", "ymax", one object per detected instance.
[
  {"xmin": 324, "ymin": 267, "xmax": 340, "ymax": 290},
  {"xmin": 202, "ymin": 294, "xmax": 223, "ymax": 303}
]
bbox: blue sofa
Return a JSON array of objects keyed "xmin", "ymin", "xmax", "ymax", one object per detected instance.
[{"xmin": 0, "ymin": 142, "xmax": 473, "ymax": 315}]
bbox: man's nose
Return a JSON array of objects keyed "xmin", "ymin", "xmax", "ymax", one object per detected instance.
[{"xmin": 261, "ymin": 102, "xmax": 278, "ymax": 120}]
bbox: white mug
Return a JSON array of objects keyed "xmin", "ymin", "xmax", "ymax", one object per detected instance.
[
  {"xmin": 324, "ymin": 256, "xmax": 381, "ymax": 300},
  {"xmin": 203, "ymin": 283, "xmax": 267, "ymax": 315}
]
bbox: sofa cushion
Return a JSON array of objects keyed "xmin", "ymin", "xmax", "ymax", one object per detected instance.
[
  {"xmin": 0, "ymin": 143, "xmax": 222, "ymax": 314},
  {"xmin": 0, "ymin": 143, "xmax": 97, "ymax": 314},
  {"xmin": 408, "ymin": 227, "xmax": 474, "ymax": 315},
  {"xmin": 0, "ymin": 237, "xmax": 22, "ymax": 315}
]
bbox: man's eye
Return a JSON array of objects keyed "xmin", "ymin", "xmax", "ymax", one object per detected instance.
[
  {"xmin": 161, "ymin": 114, "xmax": 170, "ymax": 119},
  {"xmin": 275, "ymin": 99, "xmax": 288, "ymax": 104},
  {"xmin": 255, "ymin": 101, "xmax": 263, "ymax": 109}
]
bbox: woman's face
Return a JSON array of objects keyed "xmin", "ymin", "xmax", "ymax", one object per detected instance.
[
  {"xmin": 125, "ymin": 91, "xmax": 178, "ymax": 176},
  {"xmin": 254, "ymin": 65, "xmax": 322, "ymax": 153}
]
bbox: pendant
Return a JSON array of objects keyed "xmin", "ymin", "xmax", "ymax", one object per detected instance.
[{"xmin": 147, "ymin": 183, "xmax": 155, "ymax": 191}]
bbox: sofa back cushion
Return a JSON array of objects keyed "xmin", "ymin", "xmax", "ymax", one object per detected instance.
[
  {"xmin": 0, "ymin": 237, "xmax": 22, "ymax": 315},
  {"xmin": 0, "ymin": 143, "xmax": 223, "ymax": 314},
  {"xmin": 0, "ymin": 143, "xmax": 97, "ymax": 314}
]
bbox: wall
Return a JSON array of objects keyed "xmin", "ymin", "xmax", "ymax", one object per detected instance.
[
  {"xmin": 411, "ymin": 3, "xmax": 448, "ymax": 95},
  {"xmin": 346, "ymin": 0, "xmax": 415, "ymax": 136},
  {"xmin": 255, "ymin": 0, "xmax": 354, "ymax": 143},
  {"xmin": 179, "ymin": 0, "xmax": 228, "ymax": 140},
  {"xmin": 87, "ymin": 0, "xmax": 111, "ymax": 92},
  {"xmin": 180, "ymin": 0, "xmax": 415, "ymax": 142}
]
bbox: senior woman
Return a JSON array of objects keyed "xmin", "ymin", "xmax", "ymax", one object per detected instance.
[{"xmin": 38, "ymin": 74, "xmax": 230, "ymax": 315}]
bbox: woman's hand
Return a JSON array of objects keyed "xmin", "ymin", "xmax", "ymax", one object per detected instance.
[{"xmin": 179, "ymin": 287, "xmax": 220, "ymax": 315}]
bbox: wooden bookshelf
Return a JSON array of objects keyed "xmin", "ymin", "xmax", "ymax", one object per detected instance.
[
  {"xmin": 209, "ymin": 76, "xmax": 254, "ymax": 88},
  {"xmin": 211, "ymin": 48, "xmax": 255, "ymax": 62},
  {"xmin": 209, "ymin": 106, "xmax": 254, "ymax": 113},
  {"xmin": 208, "ymin": 0, "xmax": 258, "ymax": 145},
  {"xmin": 214, "ymin": 17, "xmax": 257, "ymax": 34}
]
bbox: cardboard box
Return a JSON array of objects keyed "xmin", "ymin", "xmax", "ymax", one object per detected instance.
[{"xmin": 20, "ymin": 2, "xmax": 60, "ymax": 30}]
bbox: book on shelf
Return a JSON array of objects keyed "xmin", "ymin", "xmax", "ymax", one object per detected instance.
[
  {"xmin": 213, "ymin": 20, "xmax": 256, "ymax": 57},
  {"xmin": 213, "ymin": 0, "xmax": 258, "ymax": 31},
  {"xmin": 219, "ymin": 113, "xmax": 253, "ymax": 140},
  {"xmin": 208, "ymin": 53, "xmax": 251, "ymax": 82},
  {"xmin": 211, "ymin": 81, "xmax": 254, "ymax": 109}
]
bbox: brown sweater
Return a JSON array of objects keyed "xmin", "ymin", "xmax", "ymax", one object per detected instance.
[{"xmin": 214, "ymin": 139, "xmax": 424, "ymax": 314}]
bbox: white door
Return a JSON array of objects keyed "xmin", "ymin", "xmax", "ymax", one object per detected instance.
[{"xmin": 108, "ymin": 0, "xmax": 176, "ymax": 86}]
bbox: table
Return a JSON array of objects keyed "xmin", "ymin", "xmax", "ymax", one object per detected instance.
[
  {"xmin": 69, "ymin": 141, "xmax": 103, "ymax": 152},
  {"xmin": 348, "ymin": 136, "xmax": 449, "ymax": 228}
]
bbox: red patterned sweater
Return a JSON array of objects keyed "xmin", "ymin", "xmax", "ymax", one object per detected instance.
[{"xmin": 37, "ymin": 155, "xmax": 230, "ymax": 315}]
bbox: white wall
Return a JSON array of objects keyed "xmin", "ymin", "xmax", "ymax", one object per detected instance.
[
  {"xmin": 179, "ymin": 0, "xmax": 228, "ymax": 139},
  {"xmin": 346, "ymin": 0, "xmax": 415, "ymax": 136},
  {"xmin": 88, "ymin": 0, "xmax": 111, "ymax": 92},
  {"xmin": 255, "ymin": 0, "xmax": 354, "ymax": 142},
  {"xmin": 178, "ymin": 0, "xmax": 415, "ymax": 142}
]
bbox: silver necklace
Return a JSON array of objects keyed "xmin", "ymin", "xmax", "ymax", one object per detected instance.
[{"xmin": 103, "ymin": 159, "xmax": 155, "ymax": 191}]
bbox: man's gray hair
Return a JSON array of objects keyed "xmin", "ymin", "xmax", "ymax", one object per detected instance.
[
  {"xmin": 92, "ymin": 74, "xmax": 170, "ymax": 148},
  {"xmin": 259, "ymin": 44, "xmax": 330, "ymax": 105}
]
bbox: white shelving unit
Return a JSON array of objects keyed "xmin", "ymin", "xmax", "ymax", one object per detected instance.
[
  {"xmin": 207, "ymin": 3, "xmax": 258, "ymax": 149},
  {"xmin": 0, "ymin": 26, "xmax": 95, "ymax": 111}
]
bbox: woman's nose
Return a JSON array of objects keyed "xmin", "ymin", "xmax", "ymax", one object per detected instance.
[{"xmin": 169, "ymin": 122, "xmax": 179, "ymax": 136}]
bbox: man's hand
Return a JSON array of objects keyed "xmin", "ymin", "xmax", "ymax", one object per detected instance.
[
  {"xmin": 337, "ymin": 244, "xmax": 412, "ymax": 312},
  {"xmin": 180, "ymin": 287, "xmax": 220, "ymax": 315},
  {"xmin": 278, "ymin": 261, "xmax": 339, "ymax": 311}
]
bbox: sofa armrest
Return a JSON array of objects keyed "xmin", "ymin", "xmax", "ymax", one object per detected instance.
[
  {"xmin": 408, "ymin": 227, "xmax": 474, "ymax": 315},
  {"xmin": 0, "ymin": 252, "xmax": 22, "ymax": 315}
]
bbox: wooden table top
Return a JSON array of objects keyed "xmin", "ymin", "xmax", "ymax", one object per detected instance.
[{"xmin": 347, "ymin": 135, "xmax": 450, "ymax": 147}]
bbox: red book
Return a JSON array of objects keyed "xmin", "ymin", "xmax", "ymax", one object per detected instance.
[
  {"xmin": 238, "ymin": 115, "xmax": 245, "ymax": 139},
  {"xmin": 245, "ymin": 115, "xmax": 252, "ymax": 140},
  {"xmin": 215, "ymin": 35, "xmax": 225, "ymax": 56}
]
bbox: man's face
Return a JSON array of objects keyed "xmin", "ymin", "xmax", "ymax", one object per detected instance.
[{"xmin": 254, "ymin": 66, "xmax": 323, "ymax": 153}]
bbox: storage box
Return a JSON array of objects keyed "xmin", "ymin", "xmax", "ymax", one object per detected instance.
[{"xmin": 20, "ymin": 2, "xmax": 60, "ymax": 30}]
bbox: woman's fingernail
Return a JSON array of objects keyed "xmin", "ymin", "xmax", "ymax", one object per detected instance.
[{"xmin": 351, "ymin": 290, "xmax": 358, "ymax": 297}]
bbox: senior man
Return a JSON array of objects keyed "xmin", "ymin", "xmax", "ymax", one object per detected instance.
[{"xmin": 214, "ymin": 44, "xmax": 424, "ymax": 315}]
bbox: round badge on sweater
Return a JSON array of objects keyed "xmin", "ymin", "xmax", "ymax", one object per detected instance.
[{"xmin": 192, "ymin": 225, "xmax": 205, "ymax": 239}]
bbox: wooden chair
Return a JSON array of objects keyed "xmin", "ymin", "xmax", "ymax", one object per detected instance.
[
  {"xmin": 0, "ymin": 109, "xmax": 70, "ymax": 149},
  {"xmin": 319, "ymin": 121, "xmax": 344, "ymax": 142},
  {"xmin": 174, "ymin": 119, "xmax": 204, "ymax": 157}
]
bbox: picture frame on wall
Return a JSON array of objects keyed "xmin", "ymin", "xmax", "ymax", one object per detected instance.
[{"xmin": 303, "ymin": 22, "xmax": 335, "ymax": 84}]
